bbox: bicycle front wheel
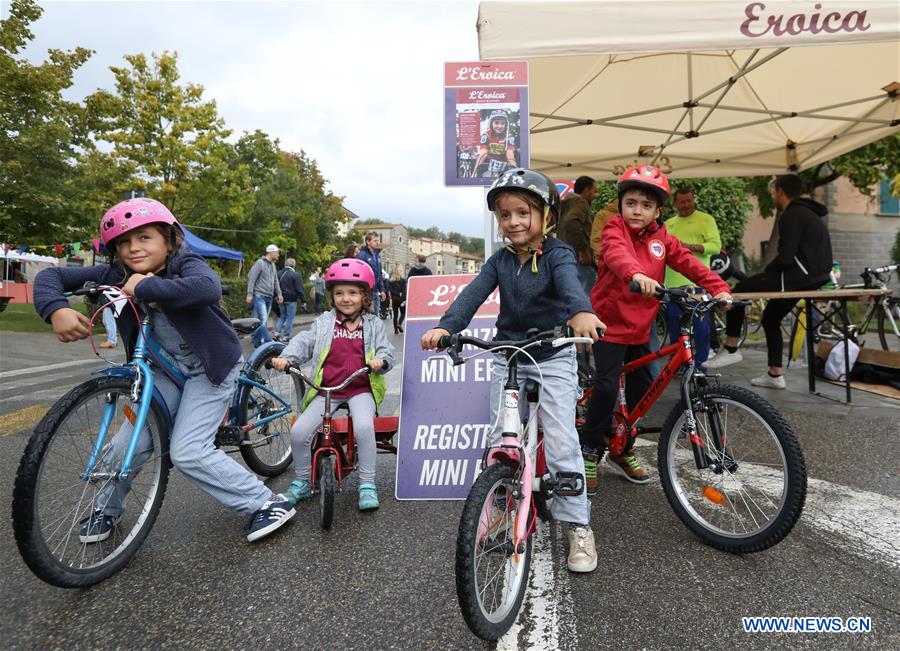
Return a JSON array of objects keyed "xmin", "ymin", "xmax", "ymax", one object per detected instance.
[
  {"xmin": 317, "ymin": 455, "xmax": 335, "ymax": 530},
  {"xmin": 876, "ymin": 300, "xmax": 900, "ymax": 352},
  {"xmin": 237, "ymin": 345, "xmax": 297, "ymax": 476},
  {"xmin": 12, "ymin": 377, "xmax": 170, "ymax": 588},
  {"xmin": 456, "ymin": 463, "xmax": 532, "ymax": 641},
  {"xmin": 658, "ymin": 384, "xmax": 806, "ymax": 553}
]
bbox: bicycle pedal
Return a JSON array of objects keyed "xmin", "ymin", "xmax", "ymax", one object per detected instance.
[
  {"xmin": 214, "ymin": 425, "xmax": 243, "ymax": 447},
  {"xmin": 552, "ymin": 471, "xmax": 584, "ymax": 497}
]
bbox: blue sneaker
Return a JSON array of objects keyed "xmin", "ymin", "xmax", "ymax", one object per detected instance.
[
  {"xmin": 79, "ymin": 511, "xmax": 120, "ymax": 543},
  {"xmin": 285, "ymin": 479, "xmax": 313, "ymax": 505},
  {"xmin": 245, "ymin": 494, "xmax": 295, "ymax": 542},
  {"xmin": 358, "ymin": 483, "xmax": 380, "ymax": 511}
]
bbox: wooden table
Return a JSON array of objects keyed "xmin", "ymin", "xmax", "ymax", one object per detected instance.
[{"xmin": 732, "ymin": 288, "xmax": 893, "ymax": 403}]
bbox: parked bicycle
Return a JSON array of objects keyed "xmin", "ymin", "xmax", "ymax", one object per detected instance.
[
  {"xmin": 13, "ymin": 283, "xmax": 299, "ymax": 588},
  {"xmin": 439, "ymin": 327, "xmax": 591, "ymax": 641},
  {"xmin": 278, "ymin": 363, "xmax": 399, "ymax": 529}
]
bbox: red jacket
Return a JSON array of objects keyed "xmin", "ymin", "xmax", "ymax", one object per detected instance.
[{"xmin": 590, "ymin": 215, "xmax": 730, "ymax": 345}]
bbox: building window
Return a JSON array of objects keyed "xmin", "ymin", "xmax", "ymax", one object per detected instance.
[{"xmin": 879, "ymin": 179, "xmax": 899, "ymax": 216}]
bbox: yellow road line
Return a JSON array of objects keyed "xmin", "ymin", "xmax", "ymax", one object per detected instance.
[{"xmin": 0, "ymin": 404, "xmax": 49, "ymax": 437}]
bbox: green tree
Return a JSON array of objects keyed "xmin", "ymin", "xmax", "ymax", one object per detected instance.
[
  {"xmin": 667, "ymin": 177, "xmax": 751, "ymax": 253},
  {"xmin": 0, "ymin": 0, "xmax": 94, "ymax": 244}
]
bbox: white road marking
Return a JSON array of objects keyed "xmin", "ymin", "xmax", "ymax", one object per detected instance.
[{"xmin": 0, "ymin": 358, "xmax": 105, "ymax": 380}]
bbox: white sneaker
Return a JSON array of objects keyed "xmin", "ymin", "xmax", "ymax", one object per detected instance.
[
  {"xmin": 750, "ymin": 373, "xmax": 786, "ymax": 390},
  {"xmin": 567, "ymin": 526, "xmax": 598, "ymax": 573},
  {"xmin": 706, "ymin": 349, "xmax": 743, "ymax": 369}
]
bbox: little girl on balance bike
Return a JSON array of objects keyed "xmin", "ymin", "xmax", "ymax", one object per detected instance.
[{"xmin": 270, "ymin": 258, "xmax": 395, "ymax": 510}]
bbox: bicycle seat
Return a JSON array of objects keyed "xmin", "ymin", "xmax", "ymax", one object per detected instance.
[{"xmin": 231, "ymin": 318, "xmax": 260, "ymax": 334}]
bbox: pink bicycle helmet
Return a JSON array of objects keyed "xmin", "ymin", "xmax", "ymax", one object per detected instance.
[
  {"xmin": 99, "ymin": 198, "xmax": 180, "ymax": 247},
  {"xmin": 325, "ymin": 258, "xmax": 375, "ymax": 290}
]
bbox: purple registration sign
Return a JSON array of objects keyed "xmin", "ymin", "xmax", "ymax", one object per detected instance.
[{"xmin": 395, "ymin": 274, "xmax": 499, "ymax": 500}]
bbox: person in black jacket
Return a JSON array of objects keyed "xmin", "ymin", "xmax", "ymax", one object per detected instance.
[
  {"xmin": 275, "ymin": 258, "xmax": 306, "ymax": 341},
  {"xmin": 707, "ymin": 174, "xmax": 833, "ymax": 389},
  {"xmin": 389, "ymin": 267, "xmax": 406, "ymax": 334}
]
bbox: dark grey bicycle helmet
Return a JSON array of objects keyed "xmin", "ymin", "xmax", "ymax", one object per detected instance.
[{"xmin": 486, "ymin": 168, "xmax": 561, "ymax": 223}]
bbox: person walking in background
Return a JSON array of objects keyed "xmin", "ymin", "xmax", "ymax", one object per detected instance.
[
  {"xmin": 313, "ymin": 271, "xmax": 326, "ymax": 313},
  {"xmin": 708, "ymin": 174, "xmax": 833, "ymax": 389},
  {"xmin": 389, "ymin": 267, "xmax": 406, "ymax": 334},
  {"xmin": 99, "ymin": 306, "xmax": 118, "ymax": 349},
  {"xmin": 356, "ymin": 231, "xmax": 386, "ymax": 316},
  {"xmin": 407, "ymin": 254, "xmax": 432, "ymax": 277},
  {"xmin": 275, "ymin": 258, "xmax": 306, "ymax": 342},
  {"xmin": 663, "ymin": 187, "xmax": 722, "ymax": 371},
  {"xmin": 344, "ymin": 243, "xmax": 360, "ymax": 259},
  {"xmin": 246, "ymin": 244, "xmax": 283, "ymax": 348}
]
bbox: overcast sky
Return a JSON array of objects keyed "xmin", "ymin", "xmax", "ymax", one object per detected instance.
[{"xmin": 17, "ymin": 0, "xmax": 489, "ymax": 236}]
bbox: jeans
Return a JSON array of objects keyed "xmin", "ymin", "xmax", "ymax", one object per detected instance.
[
  {"xmin": 102, "ymin": 307, "xmax": 118, "ymax": 345},
  {"xmin": 251, "ymin": 295, "xmax": 273, "ymax": 347},
  {"xmin": 291, "ymin": 392, "xmax": 378, "ymax": 484},
  {"xmin": 666, "ymin": 303, "xmax": 711, "ymax": 369},
  {"xmin": 314, "ymin": 294, "xmax": 324, "ymax": 313},
  {"xmin": 275, "ymin": 301, "xmax": 297, "ymax": 339},
  {"xmin": 489, "ymin": 347, "xmax": 590, "ymax": 527},
  {"xmin": 97, "ymin": 363, "xmax": 274, "ymax": 518},
  {"xmin": 372, "ymin": 290, "xmax": 381, "ymax": 318}
]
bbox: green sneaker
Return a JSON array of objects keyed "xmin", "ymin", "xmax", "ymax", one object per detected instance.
[
  {"xmin": 358, "ymin": 483, "xmax": 380, "ymax": 511},
  {"xmin": 285, "ymin": 479, "xmax": 313, "ymax": 505},
  {"xmin": 606, "ymin": 452, "xmax": 651, "ymax": 484},
  {"xmin": 583, "ymin": 450, "xmax": 600, "ymax": 496}
]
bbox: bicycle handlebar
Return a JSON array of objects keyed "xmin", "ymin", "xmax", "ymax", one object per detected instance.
[
  {"xmin": 628, "ymin": 281, "xmax": 750, "ymax": 308},
  {"xmin": 436, "ymin": 327, "xmax": 599, "ymax": 366},
  {"xmin": 281, "ymin": 363, "xmax": 371, "ymax": 393}
]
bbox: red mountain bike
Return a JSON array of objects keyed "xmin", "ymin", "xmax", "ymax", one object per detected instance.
[{"xmin": 583, "ymin": 285, "xmax": 807, "ymax": 553}]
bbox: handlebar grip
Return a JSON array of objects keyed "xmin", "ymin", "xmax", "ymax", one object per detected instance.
[
  {"xmin": 628, "ymin": 280, "xmax": 641, "ymax": 293},
  {"xmin": 437, "ymin": 335, "xmax": 452, "ymax": 349}
]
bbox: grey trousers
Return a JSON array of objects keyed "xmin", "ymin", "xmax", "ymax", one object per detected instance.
[
  {"xmin": 99, "ymin": 363, "xmax": 274, "ymax": 517},
  {"xmin": 291, "ymin": 392, "xmax": 378, "ymax": 485}
]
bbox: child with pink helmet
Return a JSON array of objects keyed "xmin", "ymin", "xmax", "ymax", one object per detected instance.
[
  {"xmin": 270, "ymin": 258, "xmax": 395, "ymax": 510},
  {"xmin": 33, "ymin": 197, "xmax": 296, "ymax": 543}
]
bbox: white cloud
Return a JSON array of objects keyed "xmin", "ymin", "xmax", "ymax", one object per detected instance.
[{"xmin": 21, "ymin": 0, "xmax": 488, "ymax": 236}]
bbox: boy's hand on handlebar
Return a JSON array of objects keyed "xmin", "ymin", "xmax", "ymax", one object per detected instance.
[
  {"xmin": 369, "ymin": 358, "xmax": 384, "ymax": 373},
  {"xmin": 631, "ymin": 273, "xmax": 660, "ymax": 298},
  {"xmin": 269, "ymin": 357, "xmax": 290, "ymax": 372},
  {"xmin": 421, "ymin": 328, "xmax": 451, "ymax": 350},
  {"xmin": 713, "ymin": 291, "xmax": 734, "ymax": 311},
  {"xmin": 566, "ymin": 312, "xmax": 605, "ymax": 346},
  {"xmin": 122, "ymin": 272, "xmax": 153, "ymax": 297},
  {"xmin": 50, "ymin": 307, "xmax": 91, "ymax": 342}
]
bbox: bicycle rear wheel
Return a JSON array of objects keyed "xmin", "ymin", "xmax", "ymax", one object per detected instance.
[
  {"xmin": 13, "ymin": 377, "xmax": 170, "ymax": 587},
  {"xmin": 657, "ymin": 383, "xmax": 806, "ymax": 553},
  {"xmin": 456, "ymin": 463, "xmax": 532, "ymax": 641},
  {"xmin": 237, "ymin": 345, "xmax": 297, "ymax": 476},
  {"xmin": 877, "ymin": 300, "xmax": 900, "ymax": 352}
]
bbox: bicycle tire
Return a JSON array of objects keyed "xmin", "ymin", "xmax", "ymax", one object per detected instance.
[
  {"xmin": 13, "ymin": 377, "xmax": 170, "ymax": 588},
  {"xmin": 317, "ymin": 455, "xmax": 336, "ymax": 529},
  {"xmin": 236, "ymin": 345, "xmax": 296, "ymax": 476},
  {"xmin": 657, "ymin": 383, "xmax": 806, "ymax": 553},
  {"xmin": 876, "ymin": 300, "xmax": 900, "ymax": 352},
  {"xmin": 655, "ymin": 306, "xmax": 668, "ymax": 345},
  {"xmin": 456, "ymin": 463, "xmax": 532, "ymax": 641}
]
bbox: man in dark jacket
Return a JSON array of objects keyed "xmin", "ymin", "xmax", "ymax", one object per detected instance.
[
  {"xmin": 356, "ymin": 231, "xmax": 386, "ymax": 315},
  {"xmin": 708, "ymin": 175, "xmax": 833, "ymax": 389},
  {"xmin": 275, "ymin": 258, "xmax": 306, "ymax": 341},
  {"xmin": 406, "ymin": 254, "xmax": 432, "ymax": 277},
  {"xmin": 557, "ymin": 176, "xmax": 598, "ymax": 294}
]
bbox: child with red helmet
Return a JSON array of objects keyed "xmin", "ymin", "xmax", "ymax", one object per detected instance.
[
  {"xmin": 33, "ymin": 198, "xmax": 296, "ymax": 544},
  {"xmin": 270, "ymin": 258, "xmax": 396, "ymax": 510},
  {"xmin": 580, "ymin": 165, "xmax": 732, "ymax": 490},
  {"xmin": 421, "ymin": 168, "xmax": 606, "ymax": 573}
]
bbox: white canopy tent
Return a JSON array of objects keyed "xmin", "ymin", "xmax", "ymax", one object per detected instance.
[{"xmin": 477, "ymin": 0, "xmax": 900, "ymax": 180}]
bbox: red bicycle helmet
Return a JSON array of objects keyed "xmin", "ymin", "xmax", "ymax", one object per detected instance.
[
  {"xmin": 617, "ymin": 164, "xmax": 670, "ymax": 205},
  {"xmin": 325, "ymin": 258, "xmax": 375, "ymax": 290}
]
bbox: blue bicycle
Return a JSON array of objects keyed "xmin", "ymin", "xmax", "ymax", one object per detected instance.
[{"xmin": 12, "ymin": 283, "xmax": 300, "ymax": 588}]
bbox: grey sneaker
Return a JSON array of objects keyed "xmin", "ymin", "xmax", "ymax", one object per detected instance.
[
  {"xmin": 567, "ymin": 526, "xmax": 598, "ymax": 573},
  {"xmin": 750, "ymin": 373, "xmax": 786, "ymax": 389}
]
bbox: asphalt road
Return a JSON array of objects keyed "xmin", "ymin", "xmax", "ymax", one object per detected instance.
[{"xmin": 1, "ymin": 323, "xmax": 898, "ymax": 650}]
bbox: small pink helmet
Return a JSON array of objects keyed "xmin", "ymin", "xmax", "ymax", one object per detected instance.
[
  {"xmin": 325, "ymin": 258, "xmax": 375, "ymax": 290},
  {"xmin": 99, "ymin": 198, "xmax": 180, "ymax": 247}
]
